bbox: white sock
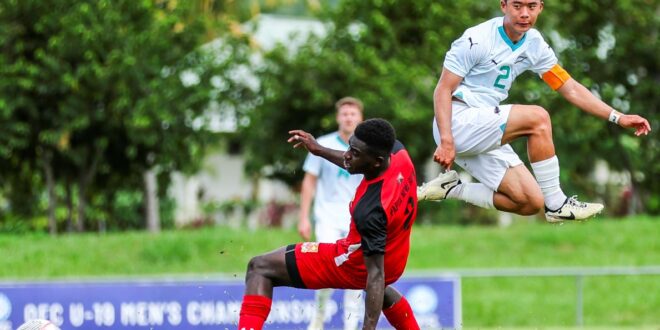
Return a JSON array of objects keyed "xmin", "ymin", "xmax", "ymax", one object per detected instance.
[
  {"xmin": 343, "ymin": 290, "xmax": 363, "ymax": 330},
  {"xmin": 531, "ymin": 156, "xmax": 567, "ymax": 211},
  {"xmin": 449, "ymin": 182, "xmax": 494, "ymax": 209},
  {"xmin": 309, "ymin": 288, "xmax": 333, "ymax": 329}
]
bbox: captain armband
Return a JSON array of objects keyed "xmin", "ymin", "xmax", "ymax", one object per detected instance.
[{"xmin": 542, "ymin": 64, "xmax": 571, "ymax": 90}]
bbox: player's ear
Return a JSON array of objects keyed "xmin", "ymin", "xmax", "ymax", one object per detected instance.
[
  {"xmin": 372, "ymin": 155, "xmax": 385, "ymax": 170},
  {"xmin": 500, "ymin": 0, "xmax": 507, "ymax": 12}
]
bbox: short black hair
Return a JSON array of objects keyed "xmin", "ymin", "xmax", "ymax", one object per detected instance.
[{"xmin": 354, "ymin": 118, "xmax": 396, "ymax": 157}]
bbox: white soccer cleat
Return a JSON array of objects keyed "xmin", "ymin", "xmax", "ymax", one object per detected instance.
[
  {"xmin": 545, "ymin": 195, "xmax": 604, "ymax": 223},
  {"xmin": 417, "ymin": 170, "xmax": 461, "ymax": 201}
]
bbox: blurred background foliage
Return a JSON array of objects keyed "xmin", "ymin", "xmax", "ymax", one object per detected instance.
[
  {"xmin": 242, "ymin": 0, "xmax": 658, "ymax": 219},
  {"xmin": 0, "ymin": 0, "xmax": 657, "ymax": 233}
]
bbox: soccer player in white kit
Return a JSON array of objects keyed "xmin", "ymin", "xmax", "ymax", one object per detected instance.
[
  {"xmin": 418, "ymin": 0, "xmax": 651, "ymax": 222},
  {"xmin": 299, "ymin": 97, "xmax": 364, "ymax": 330}
]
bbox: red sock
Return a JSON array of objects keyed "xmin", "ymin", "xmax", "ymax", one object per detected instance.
[
  {"xmin": 382, "ymin": 296, "xmax": 420, "ymax": 330},
  {"xmin": 238, "ymin": 295, "xmax": 272, "ymax": 330}
]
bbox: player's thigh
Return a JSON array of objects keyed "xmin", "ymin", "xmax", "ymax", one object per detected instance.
[
  {"xmin": 497, "ymin": 164, "xmax": 543, "ymax": 206},
  {"xmin": 433, "ymin": 103, "xmax": 512, "ymax": 155},
  {"xmin": 502, "ymin": 104, "xmax": 551, "ymax": 144},
  {"xmin": 248, "ymin": 246, "xmax": 293, "ymax": 286},
  {"xmin": 454, "ymin": 144, "xmax": 523, "ymax": 191}
]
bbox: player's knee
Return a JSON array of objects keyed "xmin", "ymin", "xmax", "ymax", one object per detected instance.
[
  {"xmin": 508, "ymin": 190, "xmax": 543, "ymax": 215},
  {"xmin": 246, "ymin": 255, "xmax": 268, "ymax": 277},
  {"xmin": 531, "ymin": 106, "xmax": 552, "ymax": 132},
  {"xmin": 520, "ymin": 194, "xmax": 544, "ymax": 215}
]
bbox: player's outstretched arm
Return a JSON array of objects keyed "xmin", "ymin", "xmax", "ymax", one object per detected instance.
[
  {"xmin": 288, "ymin": 130, "xmax": 347, "ymax": 169},
  {"xmin": 363, "ymin": 253, "xmax": 385, "ymax": 330},
  {"xmin": 556, "ymin": 78, "xmax": 651, "ymax": 136}
]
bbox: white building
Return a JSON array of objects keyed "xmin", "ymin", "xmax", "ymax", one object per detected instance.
[{"xmin": 169, "ymin": 14, "xmax": 326, "ymax": 227}]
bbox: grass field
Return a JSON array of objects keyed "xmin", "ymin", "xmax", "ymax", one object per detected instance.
[{"xmin": 1, "ymin": 216, "xmax": 658, "ymax": 328}]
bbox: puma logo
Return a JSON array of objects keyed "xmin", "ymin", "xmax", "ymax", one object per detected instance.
[{"xmin": 468, "ymin": 37, "xmax": 478, "ymax": 49}]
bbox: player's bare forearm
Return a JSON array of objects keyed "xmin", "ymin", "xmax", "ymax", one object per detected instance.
[
  {"xmin": 363, "ymin": 254, "xmax": 385, "ymax": 329},
  {"xmin": 434, "ymin": 69, "xmax": 460, "ymax": 145},
  {"xmin": 288, "ymin": 130, "xmax": 347, "ymax": 169},
  {"xmin": 557, "ymin": 78, "xmax": 613, "ymax": 120},
  {"xmin": 314, "ymin": 148, "xmax": 346, "ymax": 169},
  {"xmin": 557, "ymin": 79, "xmax": 652, "ymax": 136},
  {"xmin": 433, "ymin": 69, "xmax": 463, "ymax": 169}
]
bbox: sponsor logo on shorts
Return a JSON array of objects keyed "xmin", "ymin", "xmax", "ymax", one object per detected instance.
[{"xmin": 301, "ymin": 242, "xmax": 319, "ymax": 253}]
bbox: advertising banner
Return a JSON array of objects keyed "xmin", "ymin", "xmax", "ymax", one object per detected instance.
[{"xmin": 0, "ymin": 276, "xmax": 460, "ymax": 329}]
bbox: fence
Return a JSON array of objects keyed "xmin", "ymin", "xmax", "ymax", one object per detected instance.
[{"xmin": 413, "ymin": 265, "xmax": 660, "ymax": 326}]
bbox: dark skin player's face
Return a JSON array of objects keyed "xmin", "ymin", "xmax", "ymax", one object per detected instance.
[{"xmin": 344, "ymin": 136, "xmax": 383, "ymax": 180}]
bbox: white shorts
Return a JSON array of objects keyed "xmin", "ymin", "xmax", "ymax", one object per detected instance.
[
  {"xmin": 433, "ymin": 101, "xmax": 523, "ymax": 191},
  {"xmin": 314, "ymin": 220, "xmax": 349, "ymax": 243}
]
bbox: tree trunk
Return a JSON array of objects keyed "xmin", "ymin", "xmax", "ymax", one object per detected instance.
[
  {"xmin": 250, "ymin": 173, "xmax": 260, "ymax": 201},
  {"xmin": 76, "ymin": 146, "xmax": 103, "ymax": 232},
  {"xmin": 144, "ymin": 168, "xmax": 161, "ymax": 233},
  {"xmin": 66, "ymin": 183, "xmax": 74, "ymax": 233},
  {"xmin": 41, "ymin": 151, "xmax": 57, "ymax": 235},
  {"xmin": 76, "ymin": 175, "xmax": 86, "ymax": 232}
]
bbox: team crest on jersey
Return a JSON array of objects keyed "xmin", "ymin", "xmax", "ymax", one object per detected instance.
[
  {"xmin": 397, "ymin": 173, "xmax": 404, "ymax": 184},
  {"xmin": 301, "ymin": 242, "xmax": 319, "ymax": 253}
]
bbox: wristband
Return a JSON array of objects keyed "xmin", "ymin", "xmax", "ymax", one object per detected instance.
[{"xmin": 608, "ymin": 110, "xmax": 621, "ymax": 124}]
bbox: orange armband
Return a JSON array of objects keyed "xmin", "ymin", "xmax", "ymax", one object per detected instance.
[{"xmin": 542, "ymin": 64, "xmax": 571, "ymax": 90}]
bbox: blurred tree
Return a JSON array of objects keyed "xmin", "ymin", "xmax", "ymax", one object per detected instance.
[
  {"xmin": 530, "ymin": 0, "xmax": 659, "ymax": 214},
  {"xmin": 0, "ymin": 0, "xmax": 256, "ymax": 233},
  {"xmin": 242, "ymin": 1, "xmax": 493, "ymax": 185},
  {"xmin": 242, "ymin": 0, "xmax": 658, "ymax": 216}
]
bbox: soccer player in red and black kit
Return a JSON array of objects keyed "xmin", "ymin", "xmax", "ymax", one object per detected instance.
[{"xmin": 238, "ymin": 118, "xmax": 420, "ymax": 330}]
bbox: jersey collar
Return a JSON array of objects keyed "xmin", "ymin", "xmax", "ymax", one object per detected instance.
[
  {"xmin": 335, "ymin": 133, "xmax": 349, "ymax": 147},
  {"xmin": 498, "ymin": 25, "xmax": 527, "ymax": 51}
]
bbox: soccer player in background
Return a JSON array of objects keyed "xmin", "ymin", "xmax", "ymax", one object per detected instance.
[
  {"xmin": 418, "ymin": 0, "xmax": 651, "ymax": 222},
  {"xmin": 238, "ymin": 119, "xmax": 420, "ymax": 330},
  {"xmin": 298, "ymin": 97, "xmax": 364, "ymax": 330}
]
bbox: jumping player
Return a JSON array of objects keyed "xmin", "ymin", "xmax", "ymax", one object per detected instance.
[
  {"xmin": 418, "ymin": 0, "xmax": 651, "ymax": 222},
  {"xmin": 238, "ymin": 119, "xmax": 420, "ymax": 330}
]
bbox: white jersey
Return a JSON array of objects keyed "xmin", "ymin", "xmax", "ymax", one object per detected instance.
[
  {"xmin": 444, "ymin": 17, "xmax": 558, "ymax": 108},
  {"xmin": 303, "ymin": 132, "xmax": 363, "ymax": 231}
]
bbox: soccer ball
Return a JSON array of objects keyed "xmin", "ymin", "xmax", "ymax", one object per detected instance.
[{"xmin": 16, "ymin": 319, "xmax": 61, "ymax": 330}]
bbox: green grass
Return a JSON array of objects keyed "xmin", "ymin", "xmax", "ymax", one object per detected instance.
[{"xmin": 1, "ymin": 216, "xmax": 658, "ymax": 328}]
